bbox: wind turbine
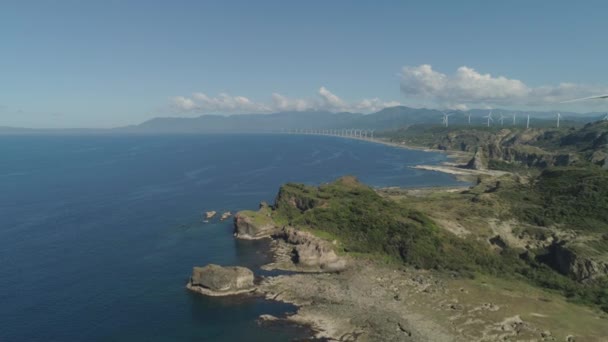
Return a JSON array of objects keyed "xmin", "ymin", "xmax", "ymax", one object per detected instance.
[
  {"xmin": 499, "ymin": 113, "xmax": 505, "ymax": 126},
  {"xmin": 526, "ymin": 113, "xmax": 530, "ymax": 129},
  {"xmin": 466, "ymin": 113, "xmax": 472, "ymax": 125},
  {"xmin": 556, "ymin": 112, "xmax": 561, "ymax": 128},
  {"xmin": 483, "ymin": 110, "xmax": 493, "ymax": 127},
  {"xmin": 603, "ymin": 113, "xmax": 608, "ymax": 121},
  {"xmin": 512, "ymin": 113, "xmax": 517, "ymax": 125},
  {"xmin": 441, "ymin": 111, "xmax": 454, "ymax": 128},
  {"xmin": 370, "ymin": 129, "xmax": 375, "ymax": 140}
]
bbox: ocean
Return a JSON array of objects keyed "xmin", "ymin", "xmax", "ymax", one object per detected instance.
[{"xmin": 0, "ymin": 134, "xmax": 462, "ymax": 341}]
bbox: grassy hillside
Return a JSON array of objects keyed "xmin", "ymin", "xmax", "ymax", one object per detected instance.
[
  {"xmin": 382, "ymin": 121, "xmax": 608, "ymax": 170},
  {"xmin": 269, "ymin": 176, "xmax": 608, "ymax": 313},
  {"xmin": 273, "ymin": 177, "xmax": 506, "ymax": 272}
]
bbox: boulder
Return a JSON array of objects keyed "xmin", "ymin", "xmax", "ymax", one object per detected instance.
[{"xmin": 187, "ymin": 264, "xmax": 255, "ymax": 296}]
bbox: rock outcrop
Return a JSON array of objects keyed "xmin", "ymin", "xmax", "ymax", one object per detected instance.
[
  {"xmin": 464, "ymin": 147, "xmax": 487, "ymax": 170},
  {"xmin": 205, "ymin": 211, "xmax": 217, "ymax": 219},
  {"xmin": 187, "ymin": 264, "xmax": 255, "ymax": 296},
  {"xmin": 541, "ymin": 242, "xmax": 608, "ymax": 282},
  {"xmin": 233, "ymin": 204, "xmax": 278, "ymax": 239},
  {"xmin": 276, "ymin": 227, "xmax": 347, "ymax": 272}
]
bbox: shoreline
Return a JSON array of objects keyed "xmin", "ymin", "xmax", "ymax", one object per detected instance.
[
  {"xmin": 191, "ymin": 131, "xmax": 607, "ymax": 341},
  {"xmin": 282, "ymin": 133, "xmax": 478, "ymax": 180},
  {"xmin": 283, "ymin": 132, "xmax": 470, "ymax": 160},
  {"xmin": 251, "ymin": 214, "xmax": 606, "ymax": 341}
]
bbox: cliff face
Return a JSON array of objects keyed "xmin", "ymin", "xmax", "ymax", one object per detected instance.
[
  {"xmin": 277, "ymin": 227, "xmax": 347, "ymax": 272},
  {"xmin": 542, "ymin": 242, "xmax": 608, "ymax": 282},
  {"xmin": 465, "ymin": 147, "xmax": 487, "ymax": 170},
  {"xmin": 487, "ymin": 144, "xmax": 578, "ymax": 168},
  {"xmin": 233, "ymin": 203, "xmax": 278, "ymax": 239},
  {"xmin": 427, "ymin": 122, "xmax": 608, "ymax": 169}
]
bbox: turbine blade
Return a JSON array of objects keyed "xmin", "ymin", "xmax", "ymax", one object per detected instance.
[{"xmin": 560, "ymin": 94, "xmax": 608, "ymax": 103}]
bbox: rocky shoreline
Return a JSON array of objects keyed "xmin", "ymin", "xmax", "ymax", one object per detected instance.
[{"xmin": 186, "ymin": 187, "xmax": 608, "ymax": 341}]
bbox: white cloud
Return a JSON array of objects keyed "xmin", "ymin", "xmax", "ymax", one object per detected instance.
[
  {"xmin": 399, "ymin": 64, "xmax": 608, "ymax": 110},
  {"xmin": 318, "ymin": 86, "xmax": 346, "ymax": 109},
  {"xmin": 171, "ymin": 87, "xmax": 400, "ymax": 114},
  {"xmin": 191, "ymin": 92, "xmax": 269, "ymax": 112},
  {"xmin": 171, "ymin": 96, "xmax": 197, "ymax": 111},
  {"xmin": 270, "ymin": 93, "xmax": 313, "ymax": 112}
]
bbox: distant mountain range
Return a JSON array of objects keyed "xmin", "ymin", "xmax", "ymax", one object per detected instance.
[{"xmin": 1, "ymin": 106, "xmax": 606, "ymax": 134}]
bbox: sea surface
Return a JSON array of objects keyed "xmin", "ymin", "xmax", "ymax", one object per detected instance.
[{"xmin": 0, "ymin": 134, "xmax": 462, "ymax": 341}]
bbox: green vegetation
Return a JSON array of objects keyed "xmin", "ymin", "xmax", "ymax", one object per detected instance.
[
  {"xmin": 535, "ymin": 167, "xmax": 608, "ymax": 230},
  {"xmin": 270, "ymin": 175, "xmax": 608, "ymax": 312},
  {"xmin": 259, "ymin": 122, "xmax": 608, "ymax": 313},
  {"xmin": 239, "ymin": 206, "xmax": 274, "ymax": 226},
  {"xmin": 381, "ymin": 121, "xmax": 608, "ymax": 170},
  {"xmin": 494, "ymin": 167, "xmax": 608, "ymax": 232},
  {"xmin": 273, "ymin": 177, "xmax": 505, "ymax": 273}
]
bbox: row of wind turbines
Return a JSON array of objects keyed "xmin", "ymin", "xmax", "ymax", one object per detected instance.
[
  {"xmin": 283, "ymin": 128, "xmax": 376, "ymax": 139},
  {"xmin": 441, "ymin": 93, "xmax": 608, "ymax": 129},
  {"xmin": 442, "ymin": 110, "xmax": 581, "ymax": 129}
]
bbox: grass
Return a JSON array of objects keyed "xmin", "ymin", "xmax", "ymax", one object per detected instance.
[
  {"xmin": 497, "ymin": 167, "xmax": 608, "ymax": 232},
  {"xmin": 267, "ymin": 175, "xmax": 608, "ymax": 313},
  {"xmin": 447, "ymin": 274, "xmax": 608, "ymax": 340},
  {"xmin": 239, "ymin": 207, "xmax": 274, "ymax": 226}
]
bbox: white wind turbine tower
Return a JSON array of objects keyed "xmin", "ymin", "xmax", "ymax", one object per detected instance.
[
  {"xmin": 466, "ymin": 112, "xmax": 472, "ymax": 125},
  {"xmin": 441, "ymin": 111, "xmax": 453, "ymax": 128},
  {"xmin": 603, "ymin": 113, "xmax": 608, "ymax": 121},
  {"xmin": 512, "ymin": 112, "xmax": 517, "ymax": 125},
  {"xmin": 499, "ymin": 113, "xmax": 505, "ymax": 126},
  {"xmin": 484, "ymin": 110, "xmax": 493, "ymax": 127},
  {"xmin": 370, "ymin": 129, "xmax": 375, "ymax": 140},
  {"xmin": 526, "ymin": 113, "xmax": 530, "ymax": 129},
  {"xmin": 556, "ymin": 112, "xmax": 561, "ymax": 128}
]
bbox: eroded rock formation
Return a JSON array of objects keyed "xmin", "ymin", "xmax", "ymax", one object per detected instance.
[{"xmin": 186, "ymin": 264, "xmax": 255, "ymax": 296}]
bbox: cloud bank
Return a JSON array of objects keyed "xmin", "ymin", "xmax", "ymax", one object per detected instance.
[
  {"xmin": 399, "ymin": 64, "xmax": 608, "ymax": 110},
  {"xmin": 171, "ymin": 87, "xmax": 400, "ymax": 114}
]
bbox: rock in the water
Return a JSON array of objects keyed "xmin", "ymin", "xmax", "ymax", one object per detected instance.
[
  {"xmin": 205, "ymin": 211, "xmax": 217, "ymax": 219},
  {"xmin": 187, "ymin": 264, "xmax": 255, "ymax": 296},
  {"xmin": 220, "ymin": 211, "xmax": 232, "ymax": 221}
]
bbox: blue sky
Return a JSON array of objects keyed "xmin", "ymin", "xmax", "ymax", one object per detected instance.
[{"xmin": 1, "ymin": 0, "xmax": 607, "ymax": 128}]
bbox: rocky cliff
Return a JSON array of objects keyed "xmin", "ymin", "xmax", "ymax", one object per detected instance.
[
  {"xmin": 464, "ymin": 147, "xmax": 487, "ymax": 170},
  {"xmin": 542, "ymin": 242, "xmax": 608, "ymax": 282},
  {"xmin": 276, "ymin": 227, "xmax": 347, "ymax": 272},
  {"xmin": 413, "ymin": 122, "xmax": 608, "ymax": 169},
  {"xmin": 233, "ymin": 203, "xmax": 279, "ymax": 239}
]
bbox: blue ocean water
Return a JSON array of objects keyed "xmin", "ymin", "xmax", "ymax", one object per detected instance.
[{"xmin": 0, "ymin": 134, "xmax": 462, "ymax": 341}]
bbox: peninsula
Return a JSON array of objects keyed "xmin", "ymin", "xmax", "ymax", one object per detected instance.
[{"xmin": 189, "ymin": 121, "xmax": 608, "ymax": 341}]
